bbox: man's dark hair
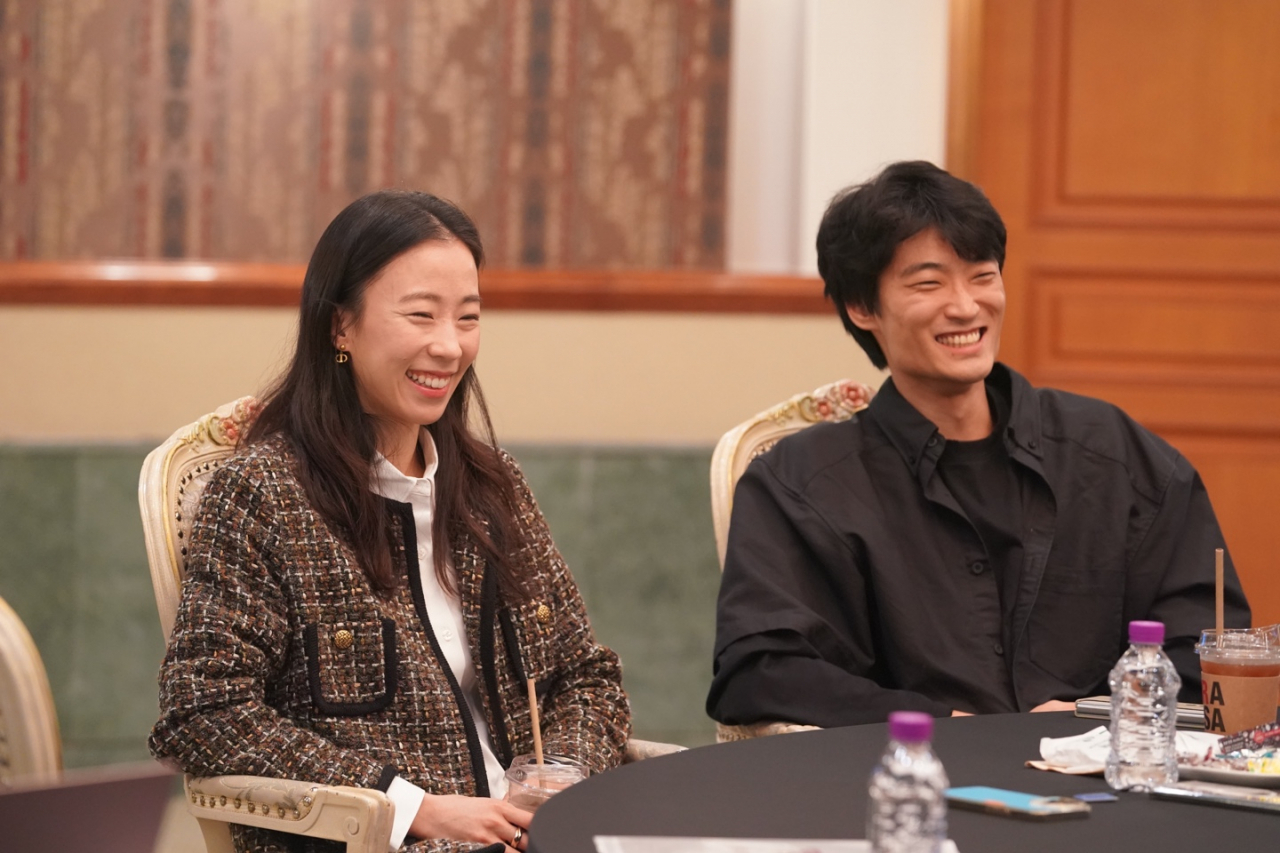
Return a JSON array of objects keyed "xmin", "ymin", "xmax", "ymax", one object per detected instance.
[{"xmin": 815, "ymin": 160, "xmax": 1007, "ymax": 369}]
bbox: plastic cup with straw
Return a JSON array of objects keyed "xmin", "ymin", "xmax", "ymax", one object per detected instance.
[
  {"xmin": 1215, "ymin": 547, "xmax": 1224, "ymax": 649},
  {"xmin": 503, "ymin": 679, "xmax": 586, "ymax": 813},
  {"xmin": 526, "ymin": 678, "xmax": 544, "ymax": 773}
]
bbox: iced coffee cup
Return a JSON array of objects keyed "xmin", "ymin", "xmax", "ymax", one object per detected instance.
[
  {"xmin": 1196, "ymin": 625, "xmax": 1280, "ymax": 735},
  {"xmin": 503, "ymin": 754, "xmax": 587, "ymax": 813}
]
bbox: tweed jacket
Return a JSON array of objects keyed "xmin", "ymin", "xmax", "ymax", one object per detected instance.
[{"xmin": 150, "ymin": 435, "xmax": 631, "ymax": 853}]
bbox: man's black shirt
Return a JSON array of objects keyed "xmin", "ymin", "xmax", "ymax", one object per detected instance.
[
  {"xmin": 935, "ymin": 383, "xmax": 1028, "ymax": 663},
  {"xmin": 708, "ymin": 364, "xmax": 1251, "ymax": 726}
]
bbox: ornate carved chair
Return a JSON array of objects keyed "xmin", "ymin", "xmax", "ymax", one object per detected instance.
[
  {"xmin": 0, "ymin": 593, "xmax": 62, "ymax": 787},
  {"xmin": 139, "ymin": 398, "xmax": 681, "ymax": 853},
  {"xmin": 140, "ymin": 398, "xmax": 392, "ymax": 853},
  {"xmin": 708, "ymin": 379, "xmax": 875, "ymax": 743}
]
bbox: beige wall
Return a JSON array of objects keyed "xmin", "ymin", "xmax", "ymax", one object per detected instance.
[{"xmin": 1, "ymin": 306, "xmax": 884, "ymax": 445}]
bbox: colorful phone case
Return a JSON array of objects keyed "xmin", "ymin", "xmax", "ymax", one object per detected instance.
[{"xmin": 945, "ymin": 786, "xmax": 1092, "ymax": 820}]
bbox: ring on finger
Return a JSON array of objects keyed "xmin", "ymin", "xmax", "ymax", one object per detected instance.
[{"xmin": 511, "ymin": 827, "xmax": 524, "ymax": 847}]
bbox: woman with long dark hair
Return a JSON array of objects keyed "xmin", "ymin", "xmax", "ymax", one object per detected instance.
[{"xmin": 151, "ymin": 191, "xmax": 631, "ymax": 853}]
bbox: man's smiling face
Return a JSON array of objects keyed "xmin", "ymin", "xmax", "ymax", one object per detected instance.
[{"xmin": 845, "ymin": 227, "xmax": 1004, "ymax": 398}]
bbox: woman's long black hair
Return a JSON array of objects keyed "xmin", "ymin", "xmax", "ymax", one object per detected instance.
[{"xmin": 246, "ymin": 190, "xmax": 525, "ymax": 597}]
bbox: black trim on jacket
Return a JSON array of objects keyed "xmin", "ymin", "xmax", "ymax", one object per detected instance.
[
  {"xmin": 480, "ymin": 563, "xmax": 515, "ymax": 767},
  {"xmin": 374, "ymin": 764, "xmax": 399, "ymax": 793},
  {"xmin": 394, "ymin": 499, "xmax": 492, "ymax": 797}
]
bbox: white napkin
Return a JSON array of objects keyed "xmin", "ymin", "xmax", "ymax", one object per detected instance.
[{"xmin": 1029, "ymin": 726, "xmax": 1222, "ymax": 775}]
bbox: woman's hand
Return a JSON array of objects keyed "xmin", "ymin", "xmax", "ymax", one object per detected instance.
[{"xmin": 409, "ymin": 794, "xmax": 532, "ymax": 852}]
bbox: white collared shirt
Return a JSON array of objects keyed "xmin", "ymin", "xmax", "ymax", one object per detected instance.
[{"xmin": 369, "ymin": 430, "xmax": 508, "ymax": 849}]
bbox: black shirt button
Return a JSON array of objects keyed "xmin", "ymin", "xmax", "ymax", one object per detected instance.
[
  {"xmin": 926, "ymin": 436, "xmax": 939, "ymax": 448},
  {"xmin": 993, "ymin": 643, "xmax": 1004, "ymax": 656},
  {"xmin": 970, "ymin": 561, "xmax": 987, "ymax": 575},
  {"xmin": 1028, "ymin": 439, "xmax": 1038, "ymax": 450}
]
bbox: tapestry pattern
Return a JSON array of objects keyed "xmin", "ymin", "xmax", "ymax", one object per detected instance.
[{"xmin": 0, "ymin": 0, "xmax": 729, "ymax": 267}]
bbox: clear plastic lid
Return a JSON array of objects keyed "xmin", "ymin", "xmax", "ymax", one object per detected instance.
[
  {"xmin": 1195, "ymin": 624, "xmax": 1280, "ymax": 663},
  {"xmin": 504, "ymin": 754, "xmax": 587, "ymax": 799}
]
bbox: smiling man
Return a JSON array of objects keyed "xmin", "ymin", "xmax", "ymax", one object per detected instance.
[{"xmin": 707, "ymin": 161, "xmax": 1251, "ymax": 727}]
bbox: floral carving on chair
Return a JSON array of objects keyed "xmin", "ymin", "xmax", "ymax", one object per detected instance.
[
  {"xmin": 797, "ymin": 379, "xmax": 873, "ymax": 423},
  {"xmin": 171, "ymin": 397, "xmax": 262, "ymax": 574},
  {"xmin": 748, "ymin": 381, "xmax": 874, "ymax": 464},
  {"xmin": 764, "ymin": 379, "xmax": 873, "ymax": 427},
  {"xmin": 206, "ymin": 397, "xmax": 261, "ymax": 446}
]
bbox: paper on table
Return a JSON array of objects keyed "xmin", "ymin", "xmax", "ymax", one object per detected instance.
[
  {"xmin": 593, "ymin": 838, "xmax": 960, "ymax": 853},
  {"xmin": 1028, "ymin": 725, "xmax": 1221, "ymax": 775}
]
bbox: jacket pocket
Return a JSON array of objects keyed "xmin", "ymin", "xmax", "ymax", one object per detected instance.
[
  {"xmin": 303, "ymin": 618, "xmax": 397, "ymax": 716},
  {"xmin": 1026, "ymin": 567, "xmax": 1124, "ymax": 690}
]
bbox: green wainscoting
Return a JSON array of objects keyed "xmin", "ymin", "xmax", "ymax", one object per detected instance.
[{"xmin": 0, "ymin": 444, "xmax": 720, "ymax": 770}]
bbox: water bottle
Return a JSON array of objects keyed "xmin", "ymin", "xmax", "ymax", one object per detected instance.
[
  {"xmin": 867, "ymin": 711, "xmax": 949, "ymax": 853},
  {"xmin": 1105, "ymin": 620, "xmax": 1181, "ymax": 791}
]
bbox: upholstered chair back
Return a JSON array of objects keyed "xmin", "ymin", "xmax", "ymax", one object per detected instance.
[
  {"xmin": 709, "ymin": 379, "xmax": 874, "ymax": 568},
  {"xmin": 0, "ymin": 594, "xmax": 62, "ymax": 786},
  {"xmin": 139, "ymin": 397, "xmax": 403, "ymax": 853},
  {"xmin": 139, "ymin": 397, "xmax": 260, "ymax": 639},
  {"xmin": 138, "ymin": 396, "xmax": 680, "ymax": 852},
  {"xmin": 707, "ymin": 379, "xmax": 875, "ymax": 743}
]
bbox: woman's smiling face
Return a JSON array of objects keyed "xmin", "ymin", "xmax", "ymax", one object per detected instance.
[{"xmin": 334, "ymin": 238, "xmax": 481, "ymax": 459}]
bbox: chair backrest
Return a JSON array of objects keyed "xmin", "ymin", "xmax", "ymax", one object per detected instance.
[
  {"xmin": 0, "ymin": 594, "xmax": 62, "ymax": 785},
  {"xmin": 709, "ymin": 379, "xmax": 874, "ymax": 567},
  {"xmin": 138, "ymin": 397, "xmax": 260, "ymax": 639}
]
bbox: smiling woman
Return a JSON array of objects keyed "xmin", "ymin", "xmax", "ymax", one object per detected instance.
[
  {"xmin": 335, "ymin": 240, "xmax": 483, "ymax": 477},
  {"xmin": 148, "ymin": 191, "xmax": 631, "ymax": 853}
]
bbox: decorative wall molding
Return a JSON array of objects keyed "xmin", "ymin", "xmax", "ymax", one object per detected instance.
[
  {"xmin": 1030, "ymin": 0, "xmax": 1280, "ymax": 231},
  {"xmin": 0, "ymin": 261, "xmax": 830, "ymax": 314},
  {"xmin": 1026, "ymin": 266, "xmax": 1280, "ymax": 386}
]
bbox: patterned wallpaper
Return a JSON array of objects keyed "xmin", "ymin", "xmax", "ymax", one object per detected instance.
[{"xmin": 0, "ymin": 0, "xmax": 730, "ymax": 267}]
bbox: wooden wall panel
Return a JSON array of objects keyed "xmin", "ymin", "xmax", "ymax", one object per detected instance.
[
  {"xmin": 1029, "ymin": 272, "xmax": 1280, "ymax": 374},
  {"xmin": 1031, "ymin": 0, "xmax": 1280, "ymax": 229},
  {"xmin": 1030, "ymin": 380, "xmax": 1280, "ymax": 439},
  {"xmin": 1171, "ymin": 436, "xmax": 1280, "ymax": 634},
  {"xmin": 1061, "ymin": 0, "xmax": 1280, "ymax": 202},
  {"xmin": 965, "ymin": 0, "xmax": 1280, "ymax": 625}
]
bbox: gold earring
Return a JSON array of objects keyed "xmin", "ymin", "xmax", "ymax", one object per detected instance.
[{"xmin": 335, "ymin": 346, "xmax": 349, "ymax": 364}]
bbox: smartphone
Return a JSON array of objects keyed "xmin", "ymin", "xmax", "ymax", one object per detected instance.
[{"xmin": 945, "ymin": 786, "xmax": 1092, "ymax": 820}]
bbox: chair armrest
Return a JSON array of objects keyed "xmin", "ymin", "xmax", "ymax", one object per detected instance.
[
  {"xmin": 622, "ymin": 738, "xmax": 687, "ymax": 763},
  {"xmin": 185, "ymin": 774, "xmax": 394, "ymax": 853},
  {"xmin": 716, "ymin": 720, "xmax": 821, "ymax": 743}
]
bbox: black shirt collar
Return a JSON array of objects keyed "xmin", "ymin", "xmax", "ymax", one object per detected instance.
[
  {"xmin": 1001, "ymin": 365, "xmax": 1045, "ymax": 460},
  {"xmin": 864, "ymin": 363, "xmax": 1044, "ymax": 478}
]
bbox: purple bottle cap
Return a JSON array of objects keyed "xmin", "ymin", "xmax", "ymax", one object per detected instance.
[
  {"xmin": 1129, "ymin": 620, "xmax": 1165, "ymax": 645},
  {"xmin": 888, "ymin": 711, "xmax": 933, "ymax": 743}
]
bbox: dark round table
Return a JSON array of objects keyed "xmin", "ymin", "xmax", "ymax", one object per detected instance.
[{"xmin": 529, "ymin": 713, "xmax": 1276, "ymax": 853}]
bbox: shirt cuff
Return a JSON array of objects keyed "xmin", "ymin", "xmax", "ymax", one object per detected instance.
[{"xmin": 386, "ymin": 776, "xmax": 427, "ymax": 852}]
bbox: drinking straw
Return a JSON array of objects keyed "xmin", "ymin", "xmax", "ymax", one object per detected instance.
[
  {"xmin": 526, "ymin": 678, "xmax": 544, "ymax": 767},
  {"xmin": 1215, "ymin": 548, "xmax": 1224, "ymax": 648}
]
